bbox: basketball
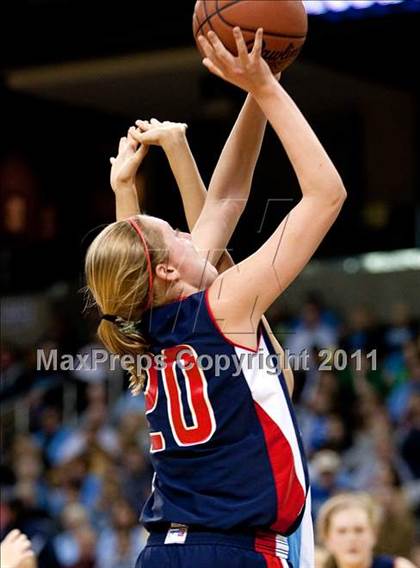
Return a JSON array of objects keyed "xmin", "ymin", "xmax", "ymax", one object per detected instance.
[{"xmin": 193, "ymin": 0, "xmax": 308, "ymax": 73}]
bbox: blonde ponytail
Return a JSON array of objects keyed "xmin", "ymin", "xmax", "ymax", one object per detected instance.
[
  {"xmin": 84, "ymin": 216, "xmax": 167, "ymax": 394},
  {"xmin": 98, "ymin": 318, "xmax": 148, "ymax": 394}
]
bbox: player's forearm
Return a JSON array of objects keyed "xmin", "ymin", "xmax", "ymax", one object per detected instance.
[
  {"xmin": 208, "ymin": 94, "xmax": 267, "ymax": 205},
  {"xmin": 115, "ymin": 184, "xmax": 141, "ymax": 221},
  {"xmin": 162, "ymin": 133, "xmax": 207, "ymax": 230},
  {"xmin": 253, "ymin": 80, "xmax": 346, "ymax": 203}
]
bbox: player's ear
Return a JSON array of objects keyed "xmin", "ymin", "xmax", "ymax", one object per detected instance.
[{"xmin": 155, "ymin": 262, "xmax": 180, "ymax": 283}]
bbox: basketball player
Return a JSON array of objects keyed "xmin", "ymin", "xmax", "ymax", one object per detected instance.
[
  {"xmin": 85, "ymin": 28, "xmax": 346, "ymax": 567},
  {"xmin": 113, "ymin": 117, "xmax": 314, "ymax": 567},
  {"xmin": 110, "ymin": 81, "xmax": 309, "ymax": 568},
  {"xmin": 112, "ymin": 112, "xmax": 307, "ymax": 565},
  {"xmin": 316, "ymin": 493, "xmax": 416, "ymax": 568}
]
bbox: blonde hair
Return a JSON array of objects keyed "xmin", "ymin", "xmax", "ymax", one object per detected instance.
[
  {"xmin": 84, "ymin": 216, "xmax": 167, "ymax": 394},
  {"xmin": 316, "ymin": 493, "xmax": 381, "ymax": 568}
]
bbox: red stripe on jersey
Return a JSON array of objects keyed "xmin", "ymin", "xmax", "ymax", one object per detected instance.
[
  {"xmin": 254, "ymin": 402, "xmax": 305, "ymax": 534},
  {"xmin": 260, "ymin": 552, "xmax": 283, "ymax": 568},
  {"xmin": 255, "ymin": 531, "xmax": 276, "ymax": 556}
]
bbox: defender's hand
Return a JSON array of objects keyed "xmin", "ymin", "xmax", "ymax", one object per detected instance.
[
  {"xmin": 110, "ymin": 129, "xmax": 149, "ymax": 193},
  {"xmin": 198, "ymin": 27, "xmax": 276, "ymax": 96},
  {"xmin": 132, "ymin": 118, "xmax": 188, "ymax": 150},
  {"xmin": 0, "ymin": 530, "xmax": 35, "ymax": 568}
]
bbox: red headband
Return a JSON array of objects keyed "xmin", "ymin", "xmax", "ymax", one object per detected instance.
[{"xmin": 128, "ymin": 218, "xmax": 154, "ymax": 311}]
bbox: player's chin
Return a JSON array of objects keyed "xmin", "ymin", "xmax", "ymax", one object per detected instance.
[{"xmin": 341, "ymin": 550, "xmax": 363, "ymax": 563}]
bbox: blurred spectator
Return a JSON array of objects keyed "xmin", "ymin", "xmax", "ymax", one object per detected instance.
[
  {"xmin": 1, "ymin": 344, "xmax": 29, "ymax": 401},
  {"xmin": 340, "ymin": 305, "xmax": 381, "ymax": 353},
  {"xmin": 299, "ymin": 372, "xmax": 351, "ymax": 454},
  {"xmin": 310, "ymin": 450, "xmax": 348, "ymax": 518},
  {"xmin": 400, "ymin": 392, "xmax": 420, "ymax": 479},
  {"xmin": 32, "ymin": 406, "xmax": 72, "ymax": 468},
  {"xmin": 372, "ymin": 464, "xmax": 416, "ymax": 558},
  {"xmin": 341, "ymin": 400, "xmax": 411, "ymax": 490},
  {"xmin": 95, "ymin": 498, "xmax": 147, "ymax": 568},
  {"xmin": 47, "ymin": 456, "xmax": 102, "ymax": 519},
  {"xmin": 384, "ymin": 303, "xmax": 416, "ymax": 353},
  {"xmin": 1, "ymin": 498, "xmax": 58, "ymax": 567},
  {"xmin": 286, "ymin": 298, "xmax": 337, "ymax": 361},
  {"xmin": 410, "ymin": 545, "xmax": 420, "ymax": 567},
  {"xmin": 56, "ymin": 403, "xmax": 119, "ymax": 465},
  {"xmin": 71, "ymin": 340, "xmax": 111, "ymax": 385},
  {"xmin": 387, "ymin": 349, "xmax": 420, "ymax": 424},
  {"xmin": 384, "ymin": 339, "xmax": 418, "ymax": 397},
  {"xmin": 119, "ymin": 444, "xmax": 153, "ymax": 517},
  {"xmin": 112, "ymin": 392, "xmax": 145, "ymax": 424},
  {"xmin": 316, "ymin": 493, "xmax": 416, "ymax": 568},
  {"xmin": 13, "ymin": 450, "xmax": 49, "ymax": 512},
  {"xmin": 90, "ymin": 465, "xmax": 125, "ymax": 533},
  {"xmin": 116, "ymin": 411, "xmax": 148, "ymax": 454},
  {"xmin": 53, "ymin": 504, "xmax": 96, "ymax": 568}
]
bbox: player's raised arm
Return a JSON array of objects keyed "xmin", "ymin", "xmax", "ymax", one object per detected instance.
[
  {"xmin": 111, "ymin": 121, "xmax": 206, "ymax": 226},
  {"xmin": 110, "ymin": 120, "xmax": 240, "ymax": 271},
  {"xmin": 190, "ymin": 93, "xmax": 268, "ymax": 263},
  {"xmin": 131, "ymin": 119, "xmax": 207, "ymax": 230},
  {"xmin": 109, "ymin": 129, "xmax": 148, "ymax": 221},
  {"xmin": 200, "ymin": 28, "xmax": 346, "ymax": 345},
  {"xmin": 132, "ymin": 105, "xmax": 268, "ymax": 269}
]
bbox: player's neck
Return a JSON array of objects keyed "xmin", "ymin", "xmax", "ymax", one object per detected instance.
[{"xmin": 158, "ymin": 281, "xmax": 199, "ymax": 305}]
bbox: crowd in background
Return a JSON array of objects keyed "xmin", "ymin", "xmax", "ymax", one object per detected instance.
[{"xmin": 1, "ymin": 292, "xmax": 419, "ymax": 567}]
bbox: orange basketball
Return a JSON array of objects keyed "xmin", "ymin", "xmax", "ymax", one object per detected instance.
[{"xmin": 193, "ymin": 0, "xmax": 308, "ymax": 73}]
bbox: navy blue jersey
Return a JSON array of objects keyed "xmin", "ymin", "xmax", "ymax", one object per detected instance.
[
  {"xmin": 371, "ymin": 557, "xmax": 395, "ymax": 568},
  {"xmin": 139, "ymin": 290, "xmax": 309, "ymax": 535}
]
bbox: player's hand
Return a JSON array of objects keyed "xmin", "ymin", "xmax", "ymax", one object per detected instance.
[
  {"xmin": 198, "ymin": 27, "xmax": 276, "ymax": 95},
  {"xmin": 132, "ymin": 119, "xmax": 188, "ymax": 150},
  {"xmin": 110, "ymin": 128, "xmax": 149, "ymax": 193},
  {"xmin": 0, "ymin": 529, "xmax": 36, "ymax": 568}
]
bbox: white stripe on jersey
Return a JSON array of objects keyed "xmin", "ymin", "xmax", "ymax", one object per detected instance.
[
  {"xmin": 299, "ymin": 490, "xmax": 314, "ymax": 568},
  {"xmin": 276, "ymin": 534, "xmax": 289, "ymax": 559}
]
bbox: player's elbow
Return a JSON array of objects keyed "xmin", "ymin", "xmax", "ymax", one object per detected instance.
[
  {"xmin": 323, "ymin": 180, "xmax": 347, "ymax": 210},
  {"xmin": 336, "ymin": 180, "xmax": 347, "ymax": 203},
  {"xmin": 304, "ymin": 180, "xmax": 347, "ymax": 214},
  {"xmin": 302, "ymin": 173, "xmax": 347, "ymax": 208},
  {"xmin": 333, "ymin": 182, "xmax": 347, "ymax": 208}
]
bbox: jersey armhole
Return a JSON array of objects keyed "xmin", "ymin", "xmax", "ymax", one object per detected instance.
[{"xmin": 203, "ymin": 288, "xmax": 262, "ymax": 353}]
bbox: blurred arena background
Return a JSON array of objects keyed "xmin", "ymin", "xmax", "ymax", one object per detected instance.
[{"xmin": 2, "ymin": 1, "xmax": 420, "ymax": 566}]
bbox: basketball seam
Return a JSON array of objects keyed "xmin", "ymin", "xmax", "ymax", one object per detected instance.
[
  {"xmin": 203, "ymin": 0, "xmax": 215, "ymax": 32},
  {"xmin": 195, "ymin": 0, "xmax": 241, "ymax": 37},
  {"xmin": 215, "ymin": 0, "xmax": 306, "ymax": 39}
]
